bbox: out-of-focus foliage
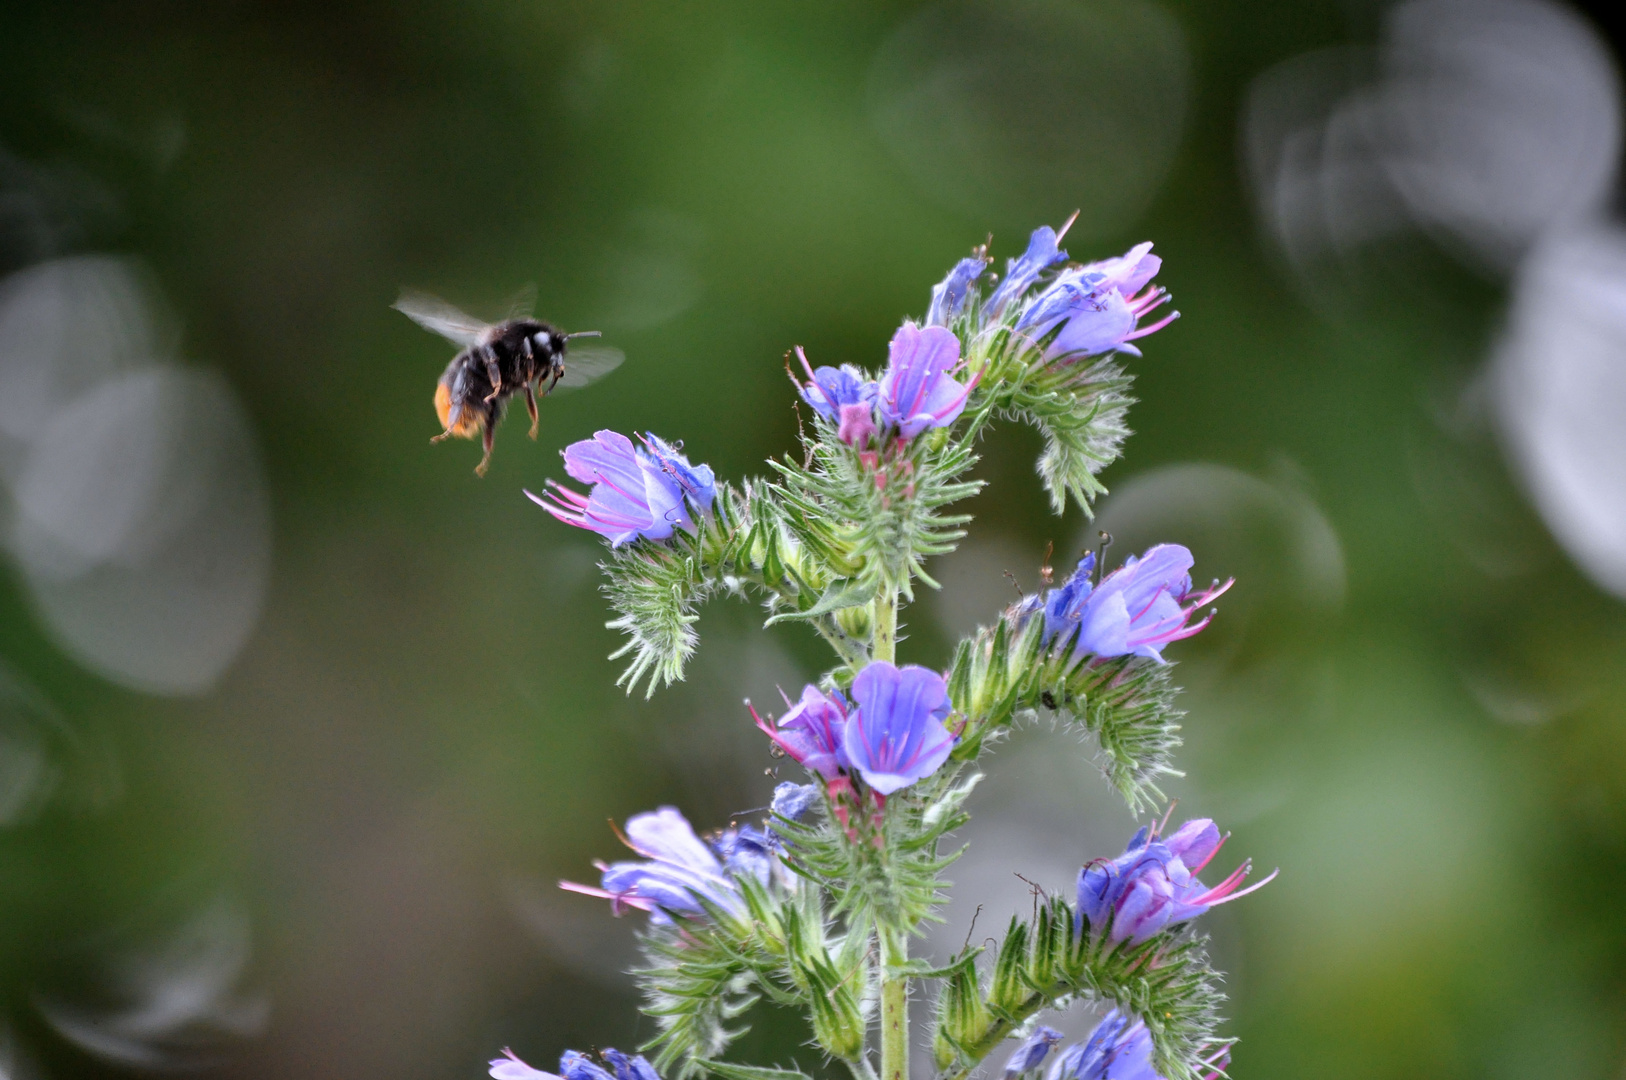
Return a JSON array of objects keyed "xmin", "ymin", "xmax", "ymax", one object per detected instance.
[{"xmin": 1, "ymin": 1, "xmax": 1624, "ymax": 1079}]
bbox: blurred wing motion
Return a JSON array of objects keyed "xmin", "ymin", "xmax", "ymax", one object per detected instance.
[
  {"xmin": 556, "ymin": 343, "xmax": 625, "ymax": 389},
  {"xmin": 393, "ymin": 289, "xmax": 491, "ymax": 348},
  {"xmin": 504, "ymin": 282, "xmax": 538, "ymax": 322}
]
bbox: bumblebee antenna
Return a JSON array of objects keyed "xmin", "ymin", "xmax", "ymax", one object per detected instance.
[{"xmin": 565, "ymin": 330, "xmax": 602, "ymax": 340}]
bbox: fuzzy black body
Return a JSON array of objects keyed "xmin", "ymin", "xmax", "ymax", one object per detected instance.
[
  {"xmin": 396, "ymin": 287, "xmax": 621, "ymax": 475},
  {"xmin": 434, "ymin": 319, "xmax": 567, "ymax": 474}
]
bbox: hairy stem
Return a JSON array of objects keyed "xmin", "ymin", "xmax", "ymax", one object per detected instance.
[
  {"xmin": 880, "ymin": 931, "xmax": 909, "ymax": 1080},
  {"xmin": 872, "ymin": 591, "xmax": 899, "ymax": 664},
  {"xmin": 814, "ymin": 614, "xmax": 871, "ymax": 671}
]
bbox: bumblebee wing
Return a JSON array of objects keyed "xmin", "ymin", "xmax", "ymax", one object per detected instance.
[
  {"xmin": 504, "ymin": 282, "xmax": 538, "ymax": 321},
  {"xmin": 394, "ymin": 289, "xmax": 491, "ymax": 348},
  {"xmin": 554, "ymin": 343, "xmax": 625, "ymax": 389}
]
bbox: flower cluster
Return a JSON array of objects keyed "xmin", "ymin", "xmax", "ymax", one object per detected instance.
[
  {"xmin": 798, "ymin": 322, "xmax": 974, "ymax": 447},
  {"xmin": 1038, "ymin": 545, "xmax": 1233, "ymax": 663},
  {"xmin": 529, "ymin": 430, "xmax": 715, "ymax": 547},
  {"xmin": 1078, "ymin": 816, "xmax": 1276, "ymax": 945},
  {"xmin": 752, "ymin": 660, "xmax": 958, "ymax": 797},
  {"xmin": 929, "ymin": 219, "xmax": 1179, "ymax": 363},
  {"xmin": 507, "ymin": 219, "xmax": 1271, "ymax": 1080},
  {"xmin": 558, "ymin": 806, "xmax": 780, "ymax": 924}
]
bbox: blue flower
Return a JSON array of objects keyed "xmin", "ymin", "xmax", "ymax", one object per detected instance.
[
  {"xmin": 988, "ymin": 225, "xmax": 1070, "ymax": 317},
  {"xmin": 601, "ymin": 1049, "xmax": 663, "ymax": 1080},
  {"xmin": 560, "ymin": 1051, "xmax": 617, "ymax": 1080},
  {"xmin": 771, "ymin": 781, "xmax": 820, "ymax": 821},
  {"xmin": 490, "ymin": 1049, "xmax": 561, "ymax": 1080},
  {"xmin": 1077, "ymin": 817, "xmax": 1275, "ymax": 945},
  {"xmin": 843, "ymin": 661, "xmax": 957, "ymax": 795},
  {"xmin": 1045, "ymin": 1012, "xmax": 1155, "ymax": 1080},
  {"xmin": 754, "ymin": 684, "xmax": 852, "ymax": 780},
  {"xmin": 1017, "ymin": 243, "xmax": 1177, "ymax": 360},
  {"xmin": 799, "ymin": 356, "xmax": 879, "ymax": 423},
  {"xmin": 531, "ymin": 430, "xmax": 715, "ymax": 547},
  {"xmin": 560, "ymin": 806, "xmax": 773, "ymax": 924},
  {"xmin": 927, "ymin": 255, "xmax": 990, "ymax": 326},
  {"xmin": 1042, "ymin": 545, "xmax": 1232, "ymax": 663},
  {"xmin": 795, "ymin": 348, "xmax": 881, "ymax": 447},
  {"xmin": 876, "ymin": 322, "xmax": 973, "ymax": 439},
  {"xmin": 1047, "ymin": 1011, "xmax": 1230, "ymax": 1080},
  {"xmin": 1002, "ymin": 1025, "xmax": 1064, "ymax": 1079}
]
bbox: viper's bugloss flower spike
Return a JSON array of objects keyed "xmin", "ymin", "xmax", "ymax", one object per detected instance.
[
  {"xmin": 844, "ymin": 661, "xmax": 957, "ymax": 795},
  {"xmin": 1003, "ymin": 1025, "xmax": 1064, "ymax": 1079},
  {"xmin": 753, "ymin": 686, "xmax": 852, "ymax": 780},
  {"xmin": 1018, "ymin": 242, "xmax": 1178, "ymax": 360},
  {"xmin": 1043, "ymin": 545, "xmax": 1233, "ymax": 662},
  {"xmin": 988, "ymin": 224, "xmax": 1070, "ymax": 317},
  {"xmin": 1077, "ymin": 817, "xmax": 1277, "ymax": 945},
  {"xmin": 560, "ymin": 1051, "xmax": 617, "ymax": 1080},
  {"xmin": 490, "ymin": 1049, "xmax": 560, "ymax": 1080},
  {"xmin": 771, "ymin": 780, "xmax": 820, "ymax": 821},
  {"xmin": 601, "ymin": 1049, "xmax": 663, "ymax": 1080},
  {"xmin": 927, "ymin": 254, "xmax": 990, "ymax": 326},
  {"xmin": 877, "ymin": 322, "xmax": 973, "ymax": 439},
  {"xmin": 528, "ymin": 429, "xmax": 714, "ymax": 547},
  {"xmin": 559, "ymin": 806, "xmax": 770, "ymax": 924}
]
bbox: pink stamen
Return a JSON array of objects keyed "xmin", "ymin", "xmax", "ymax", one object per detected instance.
[
  {"xmin": 796, "ymin": 346, "xmax": 841, "ymax": 414},
  {"xmin": 1125, "ymin": 309, "xmax": 1180, "ymax": 341}
]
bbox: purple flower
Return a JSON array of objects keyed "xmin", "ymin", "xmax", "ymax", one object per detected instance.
[
  {"xmin": 876, "ymin": 322, "xmax": 974, "ymax": 439},
  {"xmin": 1047, "ymin": 1012, "xmax": 1229, "ymax": 1080},
  {"xmin": 490, "ymin": 1049, "xmax": 560, "ymax": 1080},
  {"xmin": 988, "ymin": 224, "xmax": 1071, "ymax": 316},
  {"xmin": 1018, "ymin": 243, "xmax": 1177, "ymax": 360},
  {"xmin": 753, "ymin": 685, "xmax": 852, "ymax": 780},
  {"xmin": 530, "ymin": 430, "xmax": 715, "ymax": 547},
  {"xmin": 1077, "ymin": 817, "xmax": 1275, "ymax": 945},
  {"xmin": 843, "ymin": 661, "xmax": 957, "ymax": 795},
  {"xmin": 795, "ymin": 347, "xmax": 881, "ymax": 447},
  {"xmin": 601, "ymin": 1049, "xmax": 663, "ymax": 1080},
  {"xmin": 799, "ymin": 353, "xmax": 879, "ymax": 423},
  {"xmin": 560, "ymin": 1052, "xmax": 616, "ymax": 1080},
  {"xmin": 771, "ymin": 781, "xmax": 820, "ymax": 821},
  {"xmin": 1042, "ymin": 545, "xmax": 1232, "ymax": 663},
  {"xmin": 559, "ymin": 806, "xmax": 766, "ymax": 924},
  {"xmin": 927, "ymin": 254, "xmax": 990, "ymax": 326},
  {"xmin": 1003, "ymin": 1025, "xmax": 1064, "ymax": 1079}
]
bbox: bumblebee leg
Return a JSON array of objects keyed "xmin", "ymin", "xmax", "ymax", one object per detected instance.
[
  {"xmin": 482, "ymin": 348, "xmax": 503, "ymax": 403},
  {"xmin": 475, "ymin": 425, "xmax": 495, "ymax": 477},
  {"xmin": 430, "ymin": 429, "xmax": 453, "ymax": 444},
  {"xmin": 524, "ymin": 383, "xmax": 539, "ymax": 439}
]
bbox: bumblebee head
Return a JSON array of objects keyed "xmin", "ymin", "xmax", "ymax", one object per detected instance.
[{"xmin": 532, "ymin": 329, "xmax": 566, "ymax": 359}]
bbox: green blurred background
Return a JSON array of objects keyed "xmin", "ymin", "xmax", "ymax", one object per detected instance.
[{"xmin": 2, "ymin": 1, "xmax": 1624, "ymax": 1077}]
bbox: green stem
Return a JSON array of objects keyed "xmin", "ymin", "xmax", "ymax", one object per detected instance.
[
  {"xmin": 872, "ymin": 590, "xmax": 898, "ymax": 664},
  {"xmin": 813, "ymin": 614, "xmax": 871, "ymax": 671},
  {"xmin": 937, "ymin": 987, "xmax": 1055, "ymax": 1080},
  {"xmin": 880, "ymin": 931, "xmax": 909, "ymax": 1080}
]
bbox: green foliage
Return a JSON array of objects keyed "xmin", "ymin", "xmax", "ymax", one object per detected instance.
[
  {"xmin": 930, "ymin": 897, "xmax": 1230, "ymax": 1080},
  {"xmin": 769, "ymin": 412, "xmax": 982, "ymax": 601},
  {"xmin": 949, "ymin": 606, "xmax": 1184, "ymax": 811}
]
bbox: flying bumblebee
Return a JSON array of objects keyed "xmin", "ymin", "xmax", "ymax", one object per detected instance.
[{"xmin": 394, "ymin": 288, "xmax": 623, "ymax": 475}]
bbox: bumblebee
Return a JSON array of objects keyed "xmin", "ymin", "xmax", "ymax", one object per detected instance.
[{"xmin": 394, "ymin": 288, "xmax": 623, "ymax": 475}]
